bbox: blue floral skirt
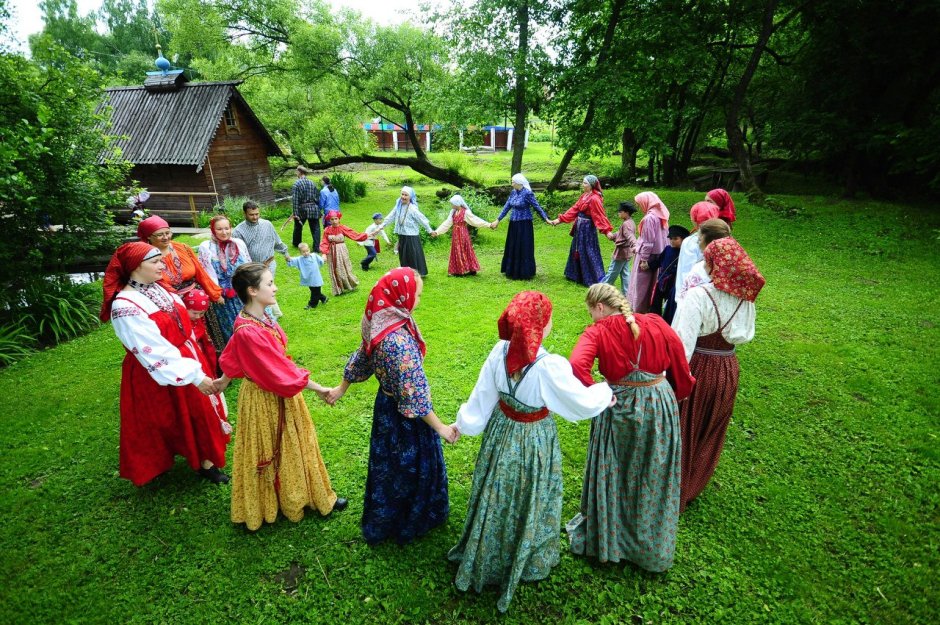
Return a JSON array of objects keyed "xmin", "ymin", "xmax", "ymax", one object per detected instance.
[
  {"xmin": 362, "ymin": 391, "xmax": 449, "ymax": 545},
  {"xmin": 205, "ymin": 295, "xmax": 242, "ymax": 353},
  {"xmin": 563, "ymin": 215, "xmax": 605, "ymax": 286}
]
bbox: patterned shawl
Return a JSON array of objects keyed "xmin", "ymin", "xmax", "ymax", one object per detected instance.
[
  {"xmin": 210, "ymin": 215, "xmax": 240, "ymax": 271},
  {"xmin": 498, "ymin": 291, "xmax": 553, "ymax": 375},
  {"xmin": 361, "ymin": 267, "xmax": 425, "ymax": 357},
  {"xmin": 707, "ymin": 189, "xmax": 737, "ymax": 224},
  {"xmin": 704, "ymin": 238, "xmax": 765, "ymax": 302}
]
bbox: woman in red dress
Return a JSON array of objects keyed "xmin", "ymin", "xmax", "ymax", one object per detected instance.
[
  {"xmin": 100, "ymin": 242, "xmax": 231, "ymax": 486},
  {"xmin": 431, "ymin": 195, "xmax": 490, "ymax": 276},
  {"xmin": 671, "ymin": 238, "xmax": 765, "ymax": 510}
]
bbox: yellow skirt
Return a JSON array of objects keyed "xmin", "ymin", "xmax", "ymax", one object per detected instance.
[{"xmin": 231, "ymin": 380, "xmax": 337, "ymax": 530}]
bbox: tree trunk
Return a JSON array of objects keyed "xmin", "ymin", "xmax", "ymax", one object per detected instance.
[
  {"xmin": 547, "ymin": 0, "xmax": 628, "ymax": 191},
  {"xmin": 510, "ymin": 1, "xmax": 529, "ymax": 175},
  {"xmin": 303, "ymin": 154, "xmax": 481, "ymax": 189},
  {"xmin": 725, "ymin": 0, "xmax": 778, "ymax": 200},
  {"xmin": 621, "ymin": 127, "xmax": 637, "ymax": 179}
]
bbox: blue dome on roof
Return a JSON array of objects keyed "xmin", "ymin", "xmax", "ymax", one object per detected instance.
[{"xmin": 155, "ymin": 45, "xmax": 171, "ymax": 73}]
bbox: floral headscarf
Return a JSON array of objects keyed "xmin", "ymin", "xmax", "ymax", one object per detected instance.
[
  {"xmin": 325, "ymin": 210, "xmax": 342, "ymax": 223},
  {"xmin": 362, "ymin": 267, "xmax": 425, "ymax": 357},
  {"xmin": 182, "ymin": 288, "xmax": 210, "ymax": 312},
  {"xmin": 634, "ymin": 191, "xmax": 670, "ymax": 229},
  {"xmin": 689, "ymin": 201, "xmax": 719, "ymax": 226},
  {"xmin": 210, "ymin": 215, "xmax": 239, "ymax": 270},
  {"xmin": 137, "ymin": 215, "xmax": 170, "ymax": 242},
  {"xmin": 498, "ymin": 291, "xmax": 553, "ymax": 375},
  {"xmin": 100, "ymin": 242, "xmax": 161, "ymax": 321},
  {"xmin": 704, "ymin": 238, "xmax": 765, "ymax": 302},
  {"xmin": 511, "ymin": 173, "xmax": 532, "ymax": 191},
  {"xmin": 707, "ymin": 189, "xmax": 736, "ymax": 224}
]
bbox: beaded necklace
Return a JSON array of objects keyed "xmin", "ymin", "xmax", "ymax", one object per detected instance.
[{"xmin": 129, "ymin": 279, "xmax": 185, "ymax": 334}]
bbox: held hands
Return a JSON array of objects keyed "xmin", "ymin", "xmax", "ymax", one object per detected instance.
[
  {"xmin": 211, "ymin": 376, "xmax": 231, "ymax": 394},
  {"xmin": 430, "ymin": 231, "xmax": 439, "ymax": 238},
  {"xmin": 605, "ymin": 231, "xmax": 616, "ymax": 241},
  {"xmin": 197, "ymin": 376, "xmax": 216, "ymax": 395},
  {"xmin": 323, "ymin": 386, "xmax": 347, "ymax": 406},
  {"xmin": 548, "ymin": 219, "xmax": 560, "ymax": 226},
  {"xmin": 489, "ymin": 220, "xmax": 499, "ymax": 230},
  {"xmin": 438, "ymin": 423, "xmax": 460, "ymax": 444}
]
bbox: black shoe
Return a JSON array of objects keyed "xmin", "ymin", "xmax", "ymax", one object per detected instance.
[
  {"xmin": 360, "ymin": 261, "xmax": 369, "ymax": 271},
  {"xmin": 320, "ymin": 296, "xmax": 328, "ymax": 304},
  {"xmin": 332, "ymin": 497, "xmax": 348, "ymax": 512},
  {"xmin": 198, "ymin": 466, "xmax": 230, "ymax": 484}
]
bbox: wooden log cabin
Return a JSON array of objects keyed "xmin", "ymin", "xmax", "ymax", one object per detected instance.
[{"xmin": 100, "ymin": 71, "xmax": 283, "ymax": 224}]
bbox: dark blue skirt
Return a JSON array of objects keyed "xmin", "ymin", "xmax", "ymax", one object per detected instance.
[
  {"xmin": 501, "ymin": 219, "xmax": 537, "ymax": 280},
  {"xmin": 362, "ymin": 391, "xmax": 449, "ymax": 545},
  {"xmin": 564, "ymin": 215, "xmax": 606, "ymax": 286}
]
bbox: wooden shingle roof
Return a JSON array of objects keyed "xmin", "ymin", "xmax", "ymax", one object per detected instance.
[{"xmin": 100, "ymin": 81, "xmax": 282, "ymax": 169}]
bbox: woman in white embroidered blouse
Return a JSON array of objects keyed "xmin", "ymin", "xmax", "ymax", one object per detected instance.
[{"xmin": 101, "ymin": 242, "xmax": 230, "ymax": 487}]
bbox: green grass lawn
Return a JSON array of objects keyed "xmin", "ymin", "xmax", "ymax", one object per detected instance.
[{"xmin": 2, "ymin": 147, "xmax": 939, "ymax": 624}]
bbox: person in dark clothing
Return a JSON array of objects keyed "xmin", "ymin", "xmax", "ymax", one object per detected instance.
[
  {"xmin": 650, "ymin": 225, "xmax": 690, "ymax": 323},
  {"xmin": 291, "ymin": 166, "xmax": 321, "ymax": 249}
]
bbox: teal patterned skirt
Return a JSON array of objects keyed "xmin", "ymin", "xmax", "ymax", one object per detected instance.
[
  {"xmin": 566, "ymin": 370, "xmax": 681, "ymax": 572},
  {"xmin": 448, "ymin": 393, "xmax": 563, "ymax": 612}
]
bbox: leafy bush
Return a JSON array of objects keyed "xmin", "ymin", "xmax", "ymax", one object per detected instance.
[
  {"xmin": 18, "ymin": 280, "xmax": 101, "ymax": 346},
  {"xmin": 329, "ymin": 172, "xmax": 367, "ymax": 203},
  {"xmin": 0, "ymin": 323, "xmax": 36, "ymax": 367},
  {"xmin": 195, "ymin": 196, "xmax": 291, "ymax": 228}
]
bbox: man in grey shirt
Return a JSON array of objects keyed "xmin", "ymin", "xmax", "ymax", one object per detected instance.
[{"xmin": 232, "ymin": 200, "xmax": 291, "ymax": 317}]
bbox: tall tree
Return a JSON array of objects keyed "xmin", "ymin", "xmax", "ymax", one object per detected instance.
[
  {"xmin": 162, "ymin": 0, "xmax": 482, "ymax": 187},
  {"xmin": 0, "ymin": 42, "xmax": 129, "ymax": 311},
  {"xmin": 431, "ymin": 0, "xmax": 556, "ymax": 176}
]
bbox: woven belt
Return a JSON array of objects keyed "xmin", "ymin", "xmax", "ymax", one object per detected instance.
[
  {"xmin": 694, "ymin": 347, "xmax": 736, "ymax": 356},
  {"xmin": 608, "ymin": 374, "xmax": 665, "ymax": 387},
  {"xmin": 498, "ymin": 399, "xmax": 549, "ymax": 423}
]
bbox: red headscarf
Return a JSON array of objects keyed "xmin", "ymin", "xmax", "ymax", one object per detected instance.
[
  {"xmin": 136, "ymin": 215, "xmax": 170, "ymax": 242},
  {"xmin": 689, "ymin": 201, "xmax": 719, "ymax": 226},
  {"xmin": 361, "ymin": 267, "xmax": 425, "ymax": 357},
  {"xmin": 325, "ymin": 210, "xmax": 342, "ymax": 222},
  {"xmin": 182, "ymin": 288, "xmax": 210, "ymax": 312},
  {"xmin": 704, "ymin": 238, "xmax": 765, "ymax": 302},
  {"xmin": 706, "ymin": 189, "xmax": 736, "ymax": 224},
  {"xmin": 99, "ymin": 242, "xmax": 161, "ymax": 321},
  {"xmin": 498, "ymin": 291, "xmax": 553, "ymax": 375},
  {"xmin": 634, "ymin": 191, "xmax": 670, "ymax": 229}
]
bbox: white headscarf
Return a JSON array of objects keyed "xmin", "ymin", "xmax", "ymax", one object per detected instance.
[
  {"xmin": 449, "ymin": 194, "xmax": 469, "ymax": 209},
  {"xmin": 511, "ymin": 173, "xmax": 531, "ymax": 191},
  {"xmin": 395, "ymin": 186, "xmax": 418, "ymax": 211}
]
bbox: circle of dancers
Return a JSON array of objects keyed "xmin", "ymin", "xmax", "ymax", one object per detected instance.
[{"xmin": 102, "ymin": 177, "xmax": 764, "ymax": 612}]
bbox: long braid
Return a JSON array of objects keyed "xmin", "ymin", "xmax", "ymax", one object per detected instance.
[{"xmin": 586, "ymin": 283, "xmax": 640, "ymax": 340}]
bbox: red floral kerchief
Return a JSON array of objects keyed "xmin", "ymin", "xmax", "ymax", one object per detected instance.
[
  {"xmin": 498, "ymin": 291, "xmax": 553, "ymax": 375},
  {"xmin": 362, "ymin": 267, "xmax": 425, "ymax": 357},
  {"xmin": 182, "ymin": 288, "xmax": 210, "ymax": 312},
  {"xmin": 704, "ymin": 238, "xmax": 765, "ymax": 302}
]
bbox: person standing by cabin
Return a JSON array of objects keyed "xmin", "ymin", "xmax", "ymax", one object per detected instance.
[
  {"xmin": 233, "ymin": 200, "xmax": 291, "ymax": 318},
  {"xmin": 290, "ymin": 166, "xmax": 321, "ymax": 249}
]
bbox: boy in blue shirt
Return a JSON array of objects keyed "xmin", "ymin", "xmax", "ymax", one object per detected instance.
[{"xmin": 287, "ymin": 243, "xmax": 328, "ymax": 309}]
